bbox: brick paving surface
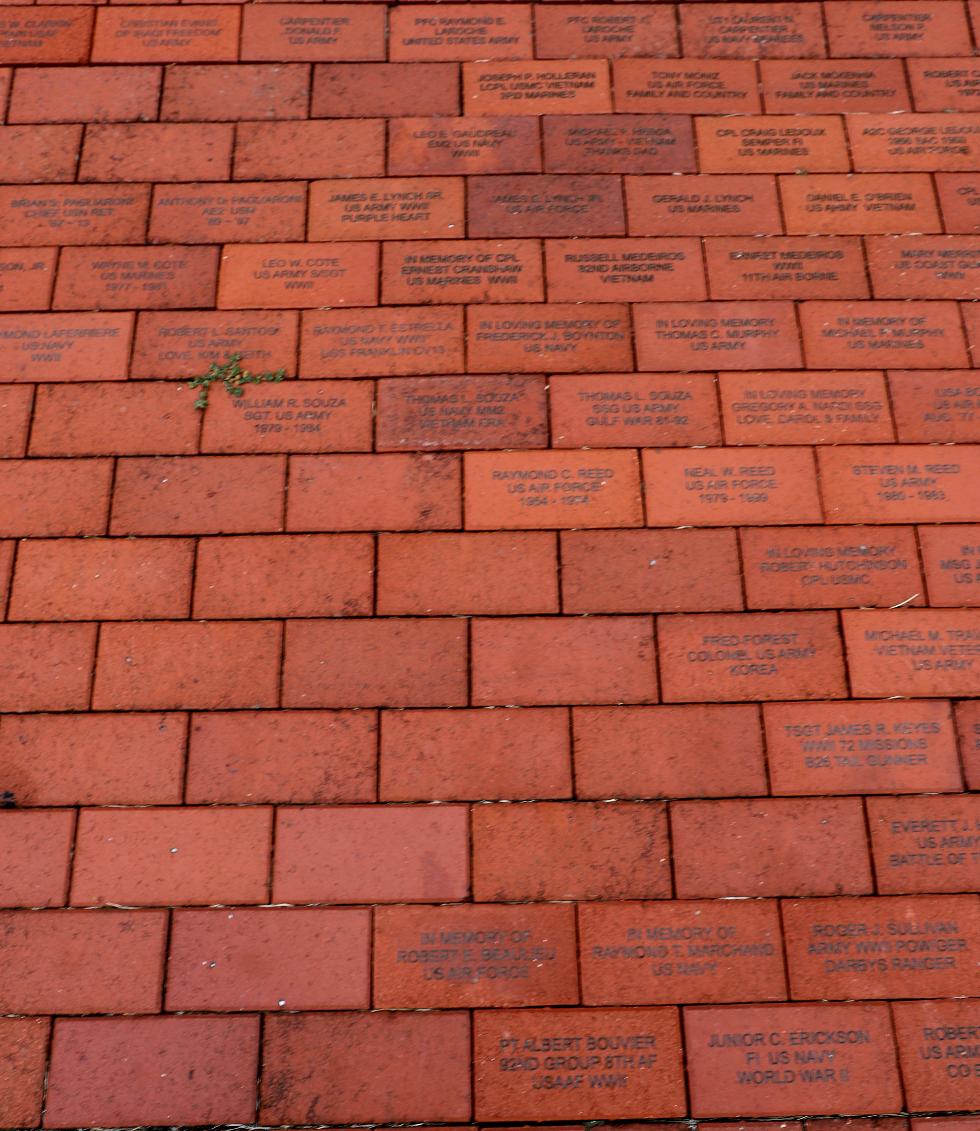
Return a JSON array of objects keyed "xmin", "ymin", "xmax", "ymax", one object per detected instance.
[{"xmin": 1, "ymin": 0, "xmax": 980, "ymax": 1127}]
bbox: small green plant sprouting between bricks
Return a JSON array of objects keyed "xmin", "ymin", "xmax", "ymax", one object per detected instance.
[{"xmin": 186, "ymin": 353, "xmax": 287, "ymax": 410}]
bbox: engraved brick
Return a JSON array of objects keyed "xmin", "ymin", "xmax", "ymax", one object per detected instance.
[
  {"xmin": 697, "ymin": 115, "xmax": 849, "ymax": 173},
  {"xmin": 300, "ymin": 306, "xmax": 464, "ymax": 378},
  {"xmin": 825, "ymin": 1, "xmax": 973, "ymax": 56},
  {"xmin": 867, "ymin": 236, "xmax": 980, "ymax": 300},
  {"xmin": 379, "ymin": 706, "xmax": 571, "ymax": 801},
  {"xmin": 686, "ymin": 1003, "xmax": 900, "ymax": 1116},
  {"xmin": 562, "ymin": 529, "xmax": 742, "ymax": 614},
  {"xmin": 464, "ymin": 60, "xmax": 611, "ymax": 115},
  {"xmin": 0, "ymin": 249, "xmax": 55, "ymax": 312},
  {"xmin": 919, "ymin": 525, "xmax": 980, "ymax": 606},
  {"xmin": 0, "ymin": 1017, "xmax": 47, "ymax": 1129},
  {"xmin": 616, "ymin": 59, "xmax": 760, "ymax": 113},
  {"xmin": 235, "ymin": 121, "xmax": 385, "ymax": 181},
  {"xmin": 390, "ymin": 4, "xmax": 531, "ymax": 60},
  {"xmin": 546, "ymin": 237, "xmax": 703, "ymax": 303},
  {"xmin": 0, "ymin": 312, "xmax": 133, "ymax": 383},
  {"xmin": 800, "ymin": 301, "xmax": 969, "ymax": 368},
  {"xmin": 0, "ymin": 6, "xmax": 92, "ymax": 64},
  {"xmin": 469, "ymin": 174, "xmax": 625, "ymax": 237},
  {"xmin": 468, "ymin": 303, "xmax": 632, "ymax": 373},
  {"xmin": 908, "ymin": 58, "xmax": 980, "ymax": 111},
  {"xmin": 869, "ymin": 795, "xmax": 980, "ymax": 894},
  {"xmin": 818, "ymin": 444, "xmax": 980, "ymax": 522},
  {"xmin": 465, "ymin": 449, "xmax": 642, "ymax": 530},
  {"xmin": 92, "ymin": 6, "xmax": 240, "ymax": 64},
  {"xmin": 537, "ymin": 5, "xmax": 677, "ymax": 58},
  {"xmin": 742, "ymin": 526, "xmax": 921, "ymax": 610},
  {"xmin": 161, "ymin": 64, "xmax": 309, "ymax": 122},
  {"xmin": 627, "ymin": 174, "xmax": 782, "ymax": 236},
  {"xmin": 543, "ymin": 114, "xmax": 696, "ymax": 174},
  {"xmin": 579, "ymin": 900, "xmax": 786, "ymax": 1005},
  {"xmin": 54, "ymin": 245, "xmax": 218, "ymax": 311},
  {"xmin": 474, "ymin": 1007, "xmax": 684, "ymax": 1120},
  {"xmin": 635, "ymin": 302, "xmax": 802, "ymax": 371},
  {"xmin": 309, "ymin": 177, "xmax": 464, "ymax": 241},
  {"xmin": 0, "ymin": 184, "xmax": 149, "ymax": 247},
  {"xmin": 893, "ymin": 1000, "xmax": 980, "ymax": 1110},
  {"xmin": 8, "ymin": 65, "xmax": 160, "ymax": 124},
  {"xmin": 935, "ymin": 173, "xmax": 980, "ymax": 232},
  {"xmin": 149, "ymin": 182, "xmax": 305, "ymax": 244},
  {"xmin": 217, "ymin": 242, "xmax": 377, "ymax": 309},
  {"xmin": 80, "ymin": 123, "xmax": 234, "ymax": 183},
  {"xmin": 473, "ymin": 802, "xmax": 669, "ymax": 900},
  {"xmin": 0, "ymin": 810, "xmax": 73, "ymax": 907},
  {"xmin": 550, "ymin": 373, "xmax": 721, "ymax": 448},
  {"xmin": 390, "ymin": 116, "xmax": 541, "ymax": 175},
  {"xmin": 843, "ymin": 609, "xmax": 980, "ymax": 698},
  {"xmin": 0, "ymin": 124, "xmax": 81, "ymax": 184},
  {"xmin": 312, "ymin": 62, "xmax": 459, "ymax": 118},
  {"xmin": 761, "ymin": 59, "xmax": 910, "ymax": 112},
  {"xmin": 673, "ymin": 797, "xmax": 872, "ymax": 897},
  {"xmin": 374, "ymin": 903, "xmax": 578, "ymax": 1008},
  {"xmin": 132, "ymin": 310, "xmax": 297, "ymax": 379},
  {"xmin": 241, "ymin": 4, "xmax": 385, "ymax": 62},
  {"xmin": 765, "ymin": 700, "xmax": 962, "ymax": 796},
  {"xmin": 573, "ymin": 704, "xmax": 767, "ymax": 799},
  {"xmin": 707, "ymin": 236, "xmax": 868, "ymax": 300},
  {"xmin": 642, "ymin": 447, "xmax": 821, "ymax": 527},
  {"xmin": 957, "ymin": 699, "xmax": 980, "ymax": 789},
  {"xmin": 681, "ymin": 3, "xmax": 827, "ymax": 58},
  {"xmin": 849, "ymin": 113, "xmax": 980, "ymax": 172},
  {"xmin": 382, "ymin": 239, "xmax": 543, "ymax": 304}
]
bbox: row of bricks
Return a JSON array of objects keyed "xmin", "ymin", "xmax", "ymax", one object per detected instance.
[
  {"xmin": 1, "ymin": 608, "xmax": 979, "ymax": 710},
  {"xmin": 3, "ymin": 2, "xmax": 979, "ymax": 66},
  {"xmin": 5, "ymin": 372, "xmax": 980, "ymax": 453},
  {"xmin": 0, "ymin": 526, "xmax": 978, "ymax": 620},
  {"xmin": 2, "ymin": 700, "xmax": 979, "ymax": 805},
  {"xmin": 5, "ymin": 1004, "xmax": 980, "ymax": 1127},
  {"xmin": 5, "ymin": 237, "xmax": 980, "ymax": 309},
  {"xmin": 1, "ymin": 895, "xmax": 980, "ymax": 1008},
  {"xmin": 3, "ymin": 799, "xmax": 979, "ymax": 906}
]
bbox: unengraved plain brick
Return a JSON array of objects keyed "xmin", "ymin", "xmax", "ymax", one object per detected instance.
[
  {"xmin": 79, "ymin": 124, "xmax": 234, "ymax": 183},
  {"xmin": 162, "ymin": 64, "xmax": 309, "ymax": 121},
  {"xmin": 0, "ymin": 459, "xmax": 111, "ymax": 536},
  {"xmin": 0, "ymin": 810, "xmax": 74, "ymax": 907},
  {"xmin": 235, "ymin": 120, "xmax": 386, "ymax": 180},
  {"xmin": 312, "ymin": 63, "xmax": 460, "ymax": 117},
  {"xmin": 0, "ymin": 1017, "xmax": 48, "ymax": 1130},
  {"xmin": 0, "ymin": 623, "xmax": 96, "ymax": 712},
  {"xmin": 0, "ymin": 125, "xmax": 81, "ymax": 183},
  {"xmin": 8, "ymin": 66, "xmax": 161, "ymax": 124}
]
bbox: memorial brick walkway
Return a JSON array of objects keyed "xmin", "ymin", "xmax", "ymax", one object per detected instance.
[{"xmin": 1, "ymin": 0, "xmax": 980, "ymax": 1126}]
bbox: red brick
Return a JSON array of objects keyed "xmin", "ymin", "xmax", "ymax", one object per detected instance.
[
  {"xmin": 378, "ymin": 531, "xmax": 557, "ymax": 614},
  {"xmin": 627, "ymin": 174, "xmax": 783, "ymax": 236},
  {"xmin": 890, "ymin": 370, "xmax": 980, "ymax": 442},
  {"xmin": 673, "ymin": 797, "xmax": 871, "ymax": 897},
  {"xmin": 283, "ymin": 618, "xmax": 467, "ymax": 708},
  {"xmin": 273, "ymin": 805, "xmax": 469, "ymax": 902},
  {"xmin": 818, "ymin": 445, "xmax": 980, "ymax": 522},
  {"xmin": 659, "ymin": 611, "xmax": 846, "ymax": 704},
  {"xmin": 544, "ymin": 114, "xmax": 695, "ymax": 175},
  {"xmin": 761, "ymin": 58, "xmax": 910, "ymax": 112},
  {"xmin": 681, "ymin": 2, "xmax": 826, "ymax": 57},
  {"xmin": 573, "ymin": 704, "xmax": 767, "ymax": 799},
  {"xmin": 235, "ymin": 120, "xmax": 385, "ymax": 180},
  {"xmin": 0, "ymin": 909, "xmax": 165, "ymax": 1013},
  {"xmin": 868, "ymin": 795, "xmax": 980, "ymax": 894},
  {"xmin": 382, "ymin": 239, "xmax": 542, "ymax": 304},
  {"xmin": 936, "ymin": 173, "xmax": 980, "ymax": 233},
  {"xmin": 642, "ymin": 447, "xmax": 820, "ymax": 527},
  {"xmin": 261, "ymin": 1012, "xmax": 471, "ymax": 1124},
  {"xmin": 194, "ymin": 533, "xmax": 373, "ymax": 618},
  {"xmin": 957, "ymin": 699, "xmax": 980, "ymax": 789},
  {"xmin": 390, "ymin": 4, "xmax": 531, "ymax": 60},
  {"xmin": 893, "ymin": 999, "xmax": 980, "ymax": 1111},
  {"xmin": 132, "ymin": 309, "xmax": 297, "ymax": 378},
  {"xmin": 168, "ymin": 907, "xmax": 370, "ymax": 1010},
  {"xmin": 635, "ymin": 301, "xmax": 802, "ymax": 371},
  {"xmin": 562, "ymin": 529, "xmax": 742, "ymax": 614},
  {"xmin": 111, "ymin": 455, "xmax": 285, "ymax": 535},
  {"xmin": 579, "ymin": 900, "xmax": 786, "ymax": 1005},
  {"xmin": 0, "ymin": 1017, "xmax": 48, "ymax": 1130},
  {"xmin": 241, "ymin": 4, "xmax": 384, "ymax": 61},
  {"xmin": 908, "ymin": 58, "xmax": 980, "ymax": 111},
  {"xmin": 546, "ymin": 237, "xmax": 705, "ymax": 302},
  {"xmin": 464, "ymin": 60, "xmax": 611, "ymax": 115},
  {"xmin": 186, "ymin": 709, "xmax": 376, "ymax": 804},
  {"xmin": 79, "ymin": 123, "xmax": 233, "ymax": 182},
  {"xmin": 920, "ymin": 525, "xmax": 980, "ymax": 606},
  {"xmin": 473, "ymin": 801, "xmax": 669, "ymax": 900},
  {"xmin": 0, "ymin": 124, "xmax": 80, "ymax": 183},
  {"xmin": 741, "ymin": 526, "xmax": 922, "ymax": 610},
  {"xmin": 166, "ymin": 68, "xmax": 310, "ymax": 126},
  {"xmin": 474, "ymin": 1007, "xmax": 684, "ymax": 1120},
  {"xmin": 375, "ymin": 903, "xmax": 578, "ymax": 1008},
  {"xmin": 765, "ymin": 699, "xmax": 962, "ymax": 796},
  {"xmin": 288, "ymin": 453, "xmax": 460, "ymax": 530},
  {"xmin": 55, "ymin": 244, "xmax": 217, "ymax": 311},
  {"xmin": 849, "ymin": 112, "xmax": 980, "ymax": 172},
  {"xmin": 376, "ymin": 374, "xmax": 548, "ymax": 451},
  {"xmin": 616, "ymin": 58, "xmax": 758, "ymax": 113},
  {"xmin": 92, "ymin": 6, "xmax": 240, "ymax": 63},
  {"xmin": 309, "ymin": 176, "xmax": 464, "ymax": 240},
  {"xmin": 826, "ymin": 0, "xmax": 972, "ymax": 55},
  {"xmin": 0, "ymin": 249, "xmax": 55, "ymax": 312},
  {"xmin": 379, "ymin": 706, "xmax": 571, "ymax": 801},
  {"xmin": 0, "ymin": 458, "xmax": 110, "ymax": 535},
  {"xmin": 465, "ymin": 450, "xmax": 642, "ymax": 530},
  {"xmin": 801, "ymin": 301, "xmax": 969, "ymax": 368},
  {"xmin": 468, "ymin": 303, "xmax": 632, "ymax": 373},
  {"xmin": 390, "ymin": 116, "xmax": 541, "ymax": 175},
  {"xmin": 538, "ymin": 5, "xmax": 677, "ymax": 58},
  {"xmin": 0, "ymin": 712, "xmax": 185, "ymax": 806},
  {"xmin": 8, "ymin": 65, "xmax": 160, "ymax": 123},
  {"xmin": 312, "ymin": 62, "xmax": 459, "ymax": 117},
  {"xmin": 9, "ymin": 537, "xmax": 192, "ymax": 621},
  {"xmin": 707, "ymin": 236, "xmax": 868, "ymax": 300},
  {"xmin": 843, "ymin": 609, "xmax": 980, "ymax": 698},
  {"xmin": 0, "ymin": 810, "xmax": 73, "ymax": 907},
  {"xmin": 470, "ymin": 174, "xmax": 624, "ymax": 240},
  {"xmin": 150, "ymin": 182, "xmax": 304, "ymax": 243},
  {"xmin": 0, "ymin": 384, "xmax": 32, "ymax": 452},
  {"xmin": 550, "ymin": 372, "xmax": 721, "ymax": 448},
  {"xmin": 867, "ymin": 235, "xmax": 980, "ymax": 300},
  {"xmin": 45, "ymin": 1016, "xmax": 258, "ymax": 1128},
  {"xmin": 686, "ymin": 1004, "xmax": 900, "ymax": 1117},
  {"xmin": 963, "ymin": 301, "xmax": 980, "ymax": 362},
  {"xmin": 71, "ymin": 806, "xmax": 271, "ymax": 905},
  {"xmin": 0, "ymin": 6, "xmax": 92, "ymax": 62},
  {"xmin": 719, "ymin": 369, "xmax": 892, "ymax": 445},
  {"xmin": 0, "ymin": 184, "xmax": 149, "ymax": 246},
  {"xmin": 0, "ymin": 539, "xmax": 11, "ymax": 607},
  {"xmin": 218, "ymin": 241, "xmax": 376, "ymax": 309},
  {"xmin": 697, "ymin": 115, "xmax": 849, "ymax": 174},
  {"xmin": 300, "ymin": 306, "xmax": 464, "ymax": 378}
]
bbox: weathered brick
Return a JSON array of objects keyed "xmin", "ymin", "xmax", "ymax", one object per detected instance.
[
  {"xmin": 0, "ymin": 124, "xmax": 81, "ymax": 183},
  {"xmin": 80, "ymin": 123, "xmax": 234, "ymax": 183},
  {"xmin": 893, "ymin": 1000, "xmax": 980, "ymax": 1111},
  {"xmin": 825, "ymin": 1, "xmax": 973, "ymax": 56},
  {"xmin": 468, "ymin": 174, "xmax": 624, "ymax": 237},
  {"xmin": 616, "ymin": 58, "xmax": 759, "ymax": 113},
  {"xmin": 628, "ymin": 174, "xmax": 782, "ymax": 236},
  {"xmin": 0, "ymin": 623, "xmax": 96, "ymax": 711},
  {"xmin": 0, "ymin": 312, "xmax": 133, "ymax": 384},
  {"xmin": 919, "ymin": 525, "xmax": 980, "ymax": 606},
  {"xmin": 868, "ymin": 795, "xmax": 980, "ymax": 893},
  {"xmin": 217, "ymin": 241, "xmax": 377, "ymax": 309},
  {"xmin": 309, "ymin": 176, "xmax": 464, "ymax": 240},
  {"xmin": 0, "ymin": 6, "xmax": 92, "ymax": 64},
  {"xmin": 0, "ymin": 184, "xmax": 150, "ymax": 246},
  {"xmin": 0, "ymin": 1018, "xmax": 48, "ymax": 1130},
  {"xmin": 149, "ymin": 182, "xmax": 306, "ymax": 243},
  {"xmin": 680, "ymin": 2, "xmax": 826, "ymax": 58},
  {"xmin": 241, "ymin": 5, "xmax": 385, "ymax": 62},
  {"xmin": 92, "ymin": 6, "xmax": 240, "ymax": 64},
  {"xmin": 8, "ymin": 65, "xmax": 160, "ymax": 123},
  {"xmin": 390, "ymin": 4, "xmax": 532, "ymax": 60},
  {"xmin": 390, "ymin": 116, "xmax": 542, "ymax": 175},
  {"xmin": 54, "ymin": 244, "xmax": 218, "ymax": 311},
  {"xmin": 889, "ymin": 370, "xmax": 980, "ymax": 443},
  {"xmin": 132, "ymin": 309, "xmax": 297, "ymax": 378},
  {"xmin": 235, "ymin": 120, "xmax": 385, "ymax": 180},
  {"xmin": 0, "ymin": 810, "xmax": 74, "ymax": 907},
  {"xmin": 538, "ymin": 5, "xmax": 677, "ymax": 59},
  {"xmin": 312, "ymin": 62, "xmax": 459, "ymax": 117},
  {"xmin": 382, "ymin": 238, "xmax": 543, "ymax": 304}
]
